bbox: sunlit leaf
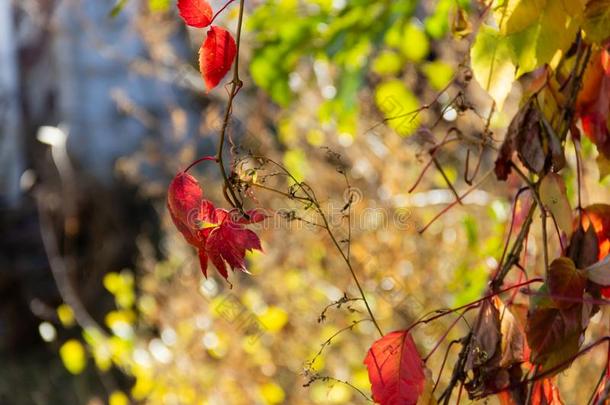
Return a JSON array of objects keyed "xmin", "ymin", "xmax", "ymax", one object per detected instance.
[
  {"xmin": 109, "ymin": 391, "xmax": 129, "ymax": 405},
  {"xmin": 57, "ymin": 304, "xmax": 75, "ymax": 327},
  {"xmin": 540, "ymin": 173, "xmax": 573, "ymax": 239},
  {"xmin": 401, "ymin": 23, "xmax": 429, "ymax": 62},
  {"xmin": 177, "ymin": 0, "xmax": 213, "ymax": 28},
  {"xmin": 421, "ymin": 61, "xmax": 454, "ymax": 90},
  {"xmin": 576, "ymin": 48, "xmax": 610, "ymax": 160},
  {"xmin": 470, "ymin": 25, "xmax": 516, "ymax": 110},
  {"xmin": 582, "ymin": 0, "xmax": 610, "ymax": 44},
  {"xmin": 496, "ymin": 0, "xmax": 585, "ymax": 75},
  {"xmin": 530, "ymin": 378, "xmax": 565, "ymax": 405},
  {"xmin": 364, "ymin": 330, "xmax": 427, "ymax": 405},
  {"xmin": 260, "ymin": 382, "xmax": 286, "ymax": 404},
  {"xmin": 372, "ymin": 51, "xmax": 403, "ymax": 76},
  {"xmin": 199, "ymin": 26, "xmax": 237, "ymax": 91}
]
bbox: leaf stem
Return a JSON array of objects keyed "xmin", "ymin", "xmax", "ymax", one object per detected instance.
[
  {"xmin": 216, "ymin": 0, "xmax": 246, "ymax": 211},
  {"xmin": 211, "ymin": 0, "xmax": 236, "ymax": 24}
]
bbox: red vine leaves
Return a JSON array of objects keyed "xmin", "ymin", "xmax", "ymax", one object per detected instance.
[{"xmin": 178, "ymin": 0, "xmax": 237, "ymax": 91}]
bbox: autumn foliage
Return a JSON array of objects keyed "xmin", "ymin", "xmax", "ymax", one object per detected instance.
[
  {"xmin": 168, "ymin": 0, "xmax": 610, "ymax": 404},
  {"xmin": 178, "ymin": 0, "xmax": 237, "ymax": 91},
  {"xmin": 167, "ymin": 168, "xmax": 264, "ymax": 280}
]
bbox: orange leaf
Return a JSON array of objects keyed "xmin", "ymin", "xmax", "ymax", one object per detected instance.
[
  {"xmin": 177, "ymin": 0, "xmax": 213, "ymax": 28},
  {"xmin": 364, "ymin": 330, "xmax": 426, "ymax": 405},
  {"xmin": 576, "ymin": 48, "xmax": 610, "ymax": 159},
  {"xmin": 581, "ymin": 204, "xmax": 610, "ymax": 296},
  {"xmin": 199, "ymin": 26, "xmax": 237, "ymax": 91},
  {"xmin": 531, "ymin": 378, "xmax": 564, "ymax": 405}
]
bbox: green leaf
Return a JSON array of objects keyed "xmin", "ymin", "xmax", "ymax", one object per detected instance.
[
  {"xmin": 582, "ymin": 0, "xmax": 610, "ymax": 44},
  {"xmin": 109, "ymin": 0, "xmax": 129, "ymax": 18},
  {"xmin": 283, "ymin": 149, "xmax": 310, "ymax": 182},
  {"xmin": 148, "ymin": 0, "xmax": 171, "ymax": 13},
  {"xmin": 470, "ymin": 25, "xmax": 516, "ymax": 110},
  {"xmin": 497, "ymin": 0, "xmax": 585, "ymax": 75},
  {"xmin": 421, "ymin": 61, "xmax": 454, "ymax": 90},
  {"xmin": 372, "ymin": 51, "xmax": 404, "ymax": 76},
  {"xmin": 375, "ymin": 80, "xmax": 420, "ymax": 137},
  {"xmin": 424, "ymin": 0, "xmax": 453, "ymax": 39},
  {"xmin": 401, "ymin": 23, "xmax": 430, "ymax": 62}
]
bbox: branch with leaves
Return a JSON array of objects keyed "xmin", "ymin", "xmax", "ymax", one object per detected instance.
[{"xmin": 166, "ymin": 1, "xmax": 610, "ymax": 404}]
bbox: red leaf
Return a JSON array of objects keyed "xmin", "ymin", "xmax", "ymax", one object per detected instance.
[
  {"xmin": 577, "ymin": 48, "xmax": 610, "ymax": 159},
  {"xmin": 177, "ymin": 0, "xmax": 213, "ymax": 28},
  {"xmin": 364, "ymin": 330, "xmax": 426, "ymax": 405},
  {"xmin": 199, "ymin": 26, "xmax": 237, "ymax": 91},
  {"xmin": 167, "ymin": 171, "xmax": 264, "ymax": 281},
  {"xmin": 167, "ymin": 172, "xmax": 204, "ymax": 246}
]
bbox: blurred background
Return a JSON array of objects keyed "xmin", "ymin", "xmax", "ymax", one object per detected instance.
[{"xmin": 1, "ymin": 0, "xmax": 609, "ymax": 404}]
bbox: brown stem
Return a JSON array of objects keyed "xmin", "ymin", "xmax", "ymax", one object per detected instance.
[{"xmin": 216, "ymin": 0, "xmax": 246, "ymax": 211}]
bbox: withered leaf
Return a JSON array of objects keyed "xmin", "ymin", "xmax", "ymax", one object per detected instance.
[
  {"xmin": 567, "ymin": 224, "xmax": 600, "ymax": 269},
  {"xmin": 547, "ymin": 257, "xmax": 586, "ymax": 309}
]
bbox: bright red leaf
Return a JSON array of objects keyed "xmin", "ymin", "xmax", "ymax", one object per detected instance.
[
  {"xmin": 364, "ymin": 330, "xmax": 426, "ymax": 405},
  {"xmin": 199, "ymin": 26, "xmax": 237, "ymax": 91},
  {"xmin": 167, "ymin": 169, "xmax": 265, "ymax": 281},
  {"xmin": 177, "ymin": 0, "xmax": 213, "ymax": 28}
]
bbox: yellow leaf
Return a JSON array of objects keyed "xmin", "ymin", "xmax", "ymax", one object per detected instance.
[
  {"xmin": 109, "ymin": 391, "xmax": 129, "ymax": 405},
  {"xmin": 259, "ymin": 306, "xmax": 288, "ymax": 333},
  {"xmin": 59, "ymin": 339, "xmax": 87, "ymax": 375},
  {"xmin": 57, "ymin": 304, "xmax": 75, "ymax": 327},
  {"xmin": 375, "ymin": 80, "xmax": 420, "ymax": 136},
  {"xmin": 422, "ymin": 61, "xmax": 454, "ymax": 90},
  {"xmin": 260, "ymin": 382, "xmax": 285, "ymax": 404},
  {"xmin": 372, "ymin": 50, "xmax": 403, "ymax": 76},
  {"xmin": 540, "ymin": 173, "xmax": 573, "ymax": 238},
  {"xmin": 583, "ymin": 0, "xmax": 610, "ymax": 44},
  {"xmin": 496, "ymin": 0, "xmax": 585, "ymax": 75},
  {"xmin": 401, "ymin": 23, "xmax": 429, "ymax": 62}
]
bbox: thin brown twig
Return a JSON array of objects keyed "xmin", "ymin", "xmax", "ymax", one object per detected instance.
[
  {"xmin": 432, "ymin": 157, "xmax": 463, "ymax": 205},
  {"xmin": 418, "ymin": 169, "xmax": 493, "ymax": 234},
  {"xmin": 216, "ymin": 0, "xmax": 246, "ymax": 211}
]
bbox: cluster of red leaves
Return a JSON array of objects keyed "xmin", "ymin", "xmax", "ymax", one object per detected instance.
[
  {"xmin": 167, "ymin": 169, "xmax": 264, "ymax": 281},
  {"xmin": 178, "ymin": 0, "xmax": 237, "ymax": 91},
  {"xmin": 363, "ymin": 213, "xmax": 610, "ymax": 405}
]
